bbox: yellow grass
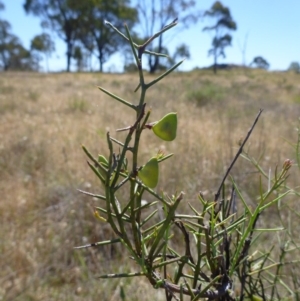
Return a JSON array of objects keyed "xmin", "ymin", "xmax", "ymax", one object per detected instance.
[{"xmin": 1, "ymin": 69, "xmax": 300, "ymax": 300}]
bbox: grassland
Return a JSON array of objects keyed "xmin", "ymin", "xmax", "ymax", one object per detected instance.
[{"xmin": 1, "ymin": 69, "xmax": 300, "ymax": 300}]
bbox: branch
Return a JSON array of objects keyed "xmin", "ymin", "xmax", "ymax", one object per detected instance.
[
  {"xmin": 214, "ymin": 109, "xmax": 263, "ymax": 202},
  {"xmin": 104, "ymin": 20, "xmax": 168, "ymax": 58},
  {"xmin": 139, "ymin": 18, "xmax": 178, "ymax": 53},
  {"xmin": 154, "ymin": 273, "xmax": 230, "ymax": 299}
]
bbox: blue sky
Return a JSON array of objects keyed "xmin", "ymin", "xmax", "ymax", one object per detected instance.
[{"xmin": 2, "ymin": 0, "xmax": 300, "ymax": 72}]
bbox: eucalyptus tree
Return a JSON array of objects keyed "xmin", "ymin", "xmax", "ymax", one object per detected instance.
[
  {"xmin": 288, "ymin": 61, "xmax": 300, "ymax": 73},
  {"xmin": 164, "ymin": 43, "xmax": 190, "ymax": 70},
  {"xmin": 0, "ymin": 2, "xmax": 33, "ymax": 70},
  {"xmin": 24, "ymin": 0, "xmax": 83, "ymax": 72},
  {"xmin": 24, "ymin": 0, "xmax": 137, "ymax": 72},
  {"xmin": 250, "ymin": 56, "xmax": 270, "ymax": 70},
  {"xmin": 74, "ymin": 0, "xmax": 137, "ymax": 72},
  {"xmin": 0, "ymin": 19, "xmax": 35, "ymax": 71},
  {"xmin": 0, "ymin": 19, "xmax": 14, "ymax": 70},
  {"xmin": 136, "ymin": 0, "xmax": 200, "ymax": 73},
  {"xmin": 31, "ymin": 33, "xmax": 55, "ymax": 71},
  {"xmin": 203, "ymin": 1, "xmax": 236, "ymax": 73}
]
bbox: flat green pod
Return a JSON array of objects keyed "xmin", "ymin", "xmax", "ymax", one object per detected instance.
[
  {"xmin": 138, "ymin": 157, "xmax": 159, "ymax": 188},
  {"xmin": 152, "ymin": 112, "xmax": 177, "ymax": 141},
  {"xmin": 98, "ymin": 155, "xmax": 108, "ymax": 165},
  {"xmin": 97, "ymin": 155, "xmax": 108, "ymax": 178}
]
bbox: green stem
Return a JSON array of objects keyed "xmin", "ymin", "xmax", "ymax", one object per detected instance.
[
  {"xmin": 148, "ymin": 193, "xmax": 184, "ymax": 261},
  {"xmin": 129, "ymin": 88, "xmax": 147, "ymax": 256},
  {"xmin": 98, "ymin": 86, "xmax": 137, "ymax": 110},
  {"xmin": 146, "ymin": 60, "xmax": 184, "ymax": 89}
]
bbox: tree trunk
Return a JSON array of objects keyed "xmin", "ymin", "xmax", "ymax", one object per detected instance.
[
  {"xmin": 66, "ymin": 42, "xmax": 72, "ymax": 72},
  {"xmin": 213, "ymin": 52, "xmax": 217, "ymax": 74},
  {"xmin": 149, "ymin": 56, "xmax": 158, "ymax": 74},
  {"xmin": 99, "ymin": 59, "xmax": 103, "ymax": 72},
  {"xmin": 98, "ymin": 47, "xmax": 103, "ymax": 72},
  {"xmin": 1, "ymin": 54, "xmax": 9, "ymax": 71},
  {"xmin": 148, "ymin": 33, "xmax": 163, "ymax": 74}
]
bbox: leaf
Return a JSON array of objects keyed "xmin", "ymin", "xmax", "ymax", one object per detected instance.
[
  {"xmin": 138, "ymin": 157, "xmax": 159, "ymax": 188},
  {"xmin": 94, "ymin": 210, "xmax": 106, "ymax": 222},
  {"xmin": 152, "ymin": 112, "xmax": 177, "ymax": 141}
]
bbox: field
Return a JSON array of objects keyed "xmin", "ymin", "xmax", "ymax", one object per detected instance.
[{"xmin": 1, "ymin": 68, "xmax": 300, "ymax": 300}]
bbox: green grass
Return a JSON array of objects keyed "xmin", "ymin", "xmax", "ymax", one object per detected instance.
[
  {"xmin": 187, "ymin": 81, "xmax": 225, "ymax": 105},
  {"xmin": 68, "ymin": 96, "xmax": 89, "ymax": 112},
  {"xmin": 27, "ymin": 90, "xmax": 40, "ymax": 102}
]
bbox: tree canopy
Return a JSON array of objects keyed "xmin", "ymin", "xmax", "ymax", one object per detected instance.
[
  {"xmin": 24, "ymin": 0, "xmax": 137, "ymax": 72},
  {"xmin": 287, "ymin": 61, "xmax": 300, "ymax": 73},
  {"xmin": 31, "ymin": 33, "xmax": 55, "ymax": 71},
  {"xmin": 250, "ymin": 56, "xmax": 270, "ymax": 70},
  {"xmin": 24, "ymin": 0, "xmax": 85, "ymax": 72},
  {"xmin": 0, "ymin": 14, "xmax": 36, "ymax": 71},
  {"xmin": 203, "ymin": 1, "xmax": 236, "ymax": 73},
  {"xmin": 73, "ymin": 0, "xmax": 137, "ymax": 72}
]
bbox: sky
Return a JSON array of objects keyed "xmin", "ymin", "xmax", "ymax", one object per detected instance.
[{"xmin": 2, "ymin": 0, "xmax": 300, "ymax": 72}]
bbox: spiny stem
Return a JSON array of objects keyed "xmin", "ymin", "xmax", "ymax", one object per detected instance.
[{"xmin": 215, "ymin": 109, "xmax": 263, "ymax": 202}]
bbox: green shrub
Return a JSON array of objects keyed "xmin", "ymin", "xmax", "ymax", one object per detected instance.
[
  {"xmin": 76, "ymin": 20, "xmax": 300, "ymax": 301},
  {"xmin": 187, "ymin": 83, "xmax": 224, "ymax": 105}
]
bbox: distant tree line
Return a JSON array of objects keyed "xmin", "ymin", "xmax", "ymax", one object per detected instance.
[
  {"xmin": 1, "ymin": 0, "xmax": 199, "ymax": 73},
  {"xmin": 0, "ymin": 1, "xmax": 35, "ymax": 70},
  {"xmin": 0, "ymin": 0, "xmax": 298, "ymax": 73}
]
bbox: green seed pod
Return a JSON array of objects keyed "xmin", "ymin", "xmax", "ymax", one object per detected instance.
[
  {"xmin": 138, "ymin": 157, "xmax": 159, "ymax": 188},
  {"xmin": 98, "ymin": 155, "xmax": 108, "ymax": 165},
  {"xmin": 97, "ymin": 155, "xmax": 108, "ymax": 178},
  {"xmin": 152, "ymin": 112, "xmax": 177, "ymax": 141}
]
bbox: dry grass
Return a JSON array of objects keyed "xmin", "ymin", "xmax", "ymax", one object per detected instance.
[{"xmin": 1, "ymin": 69, "xmax": 300, "ymax": 300}]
